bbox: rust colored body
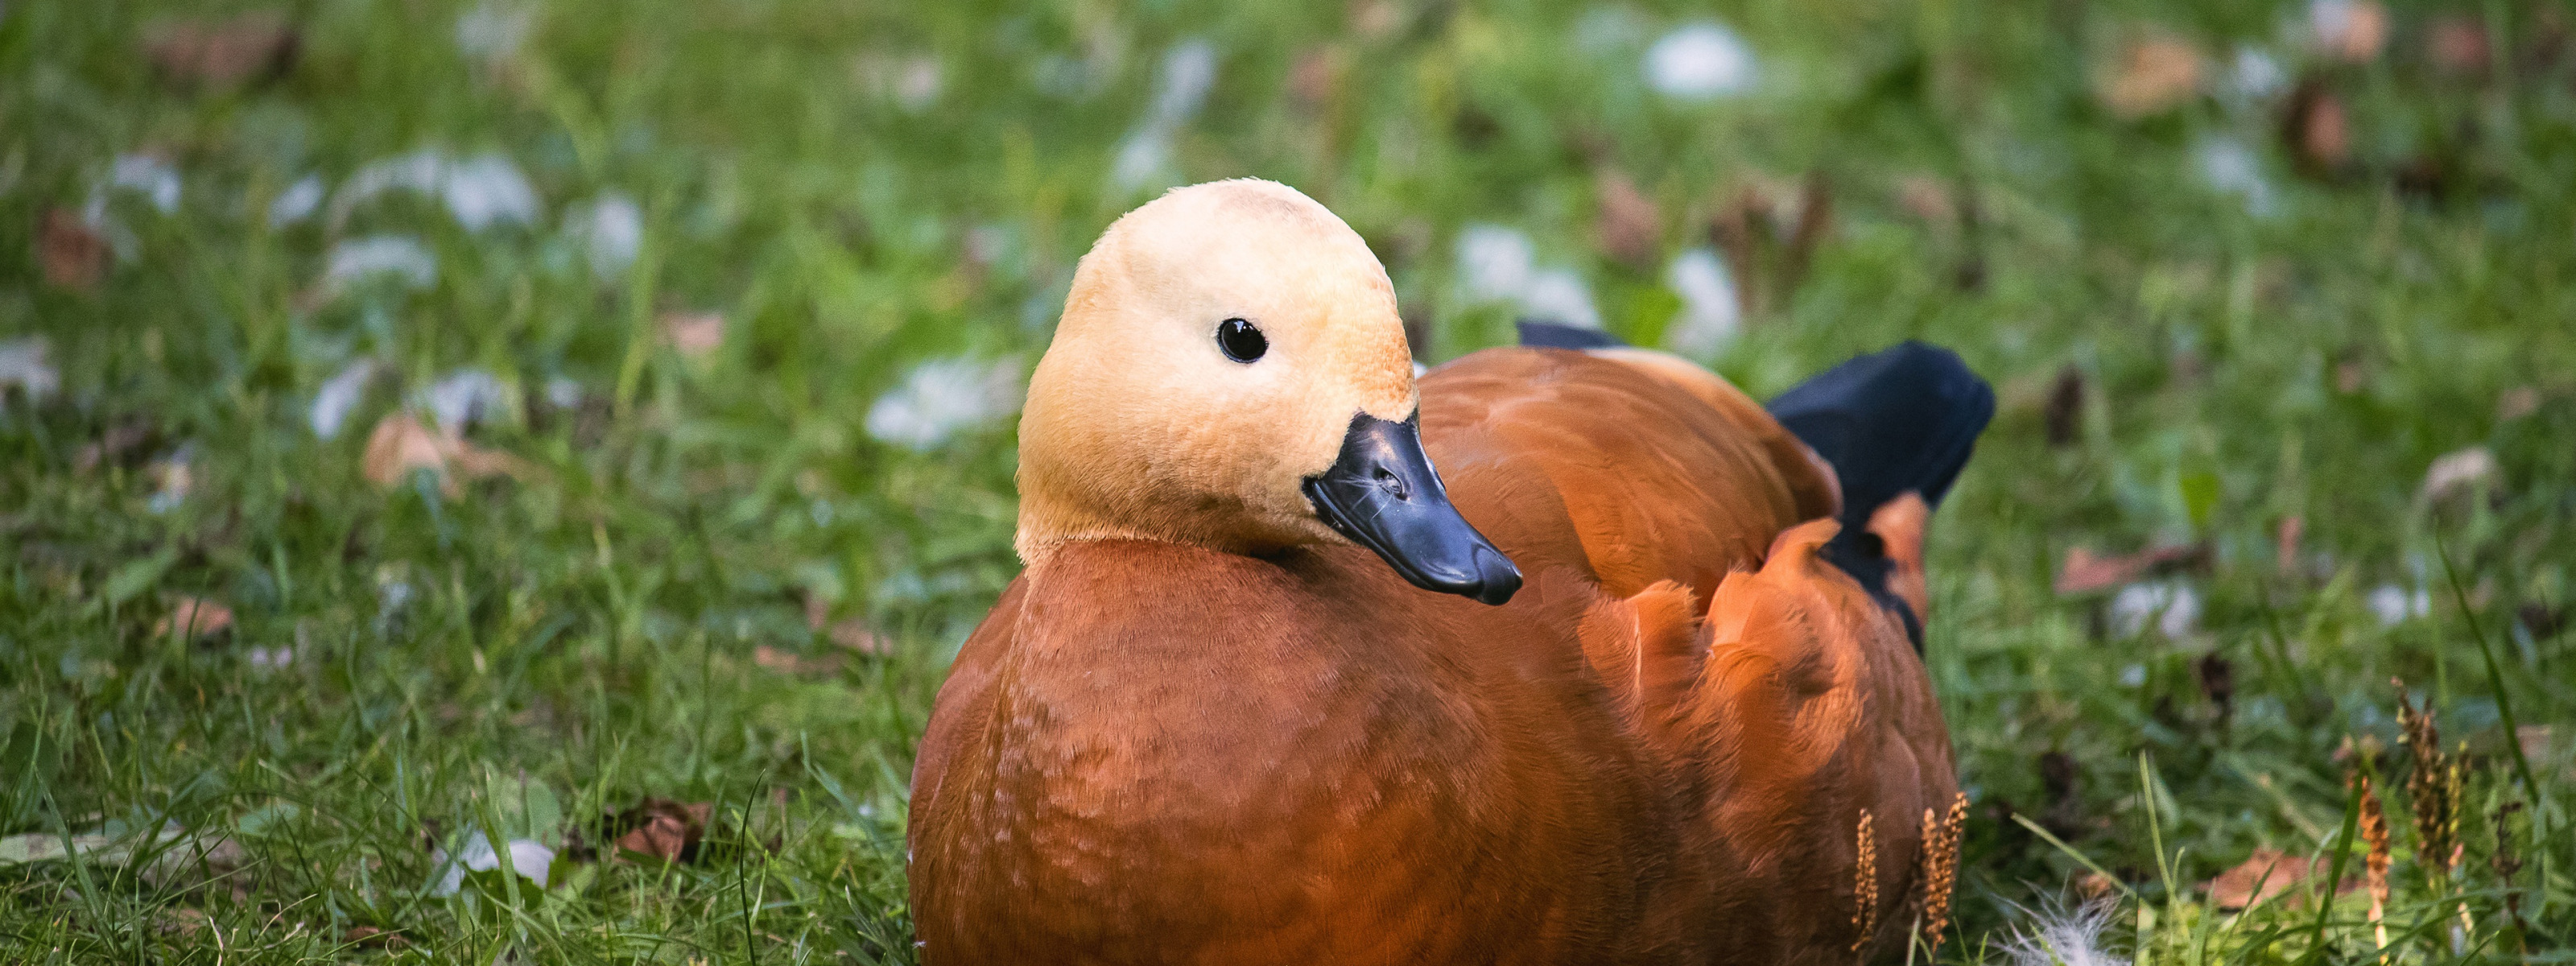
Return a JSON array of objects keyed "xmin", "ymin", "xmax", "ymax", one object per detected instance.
[{"xmin": 910, "ymin": 348, "xmax": 1958, "ymax": 964}]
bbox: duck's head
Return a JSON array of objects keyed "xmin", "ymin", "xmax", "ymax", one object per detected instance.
[{"xmin": 1016, "ymin": 179, "xmax": 1521, "ymax": 605}]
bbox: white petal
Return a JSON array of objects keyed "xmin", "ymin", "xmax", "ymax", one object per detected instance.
[
  {"xmin": 2194, "ymin": 138, "xmax": 2276, "ymax": 217},
  {"xmin": 1645, "ymin": 23, "xmax": 1757, "ymax": 99},
  {"xmin": 0, "ymin": 336, "xmax": 60, "ymax": 409},
  {"xmin": 456, "ymin": 2, "xmax": 531, "ymax": 60},
  {"xmin": 1455, "ymin": 225, "xmax": 1535, "ymax": 303},
  {"xmin": 1520, "ymin": 269, "xmax": 1602, "ymax": 331},
  {"xmin": 311, "ymin": 358, "xmax": 378, "ymax": 440},
  {"xmin": 568, "ymin": 194, "xmax": 643, "ymax": 277},
  {"xmin": 442, "ymin": 154, "xmax": 541, "ymax": 232},
  {"xmin": 421, "ymin": 368, "xmax": 509, "ymax": 433},
  {"xmin": 110, "ymin": 154, "xmax": 182, "ymax": 214},
  {"xmin": 268, "ymin": 175, "xmax": 325, "ymax": 227},
  {"xmin": 865, "ymin": 357, "xmax": 1026, "ymax": 451},
  {"xmin": 324, "ymin": 236, "xmax": 438, "ymax": 291},
  {"xmin": 1663, "ymin": 248, "xmax": 1740, "ymax": 357}
]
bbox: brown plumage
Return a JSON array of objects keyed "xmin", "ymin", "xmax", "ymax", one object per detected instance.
[{"xmin": 908, "ymin": 180, "xmax": 1965, "ymax": 964}]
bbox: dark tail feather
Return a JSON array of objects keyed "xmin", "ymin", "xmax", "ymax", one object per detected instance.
[
  {"xmin": 1767, "ymin": 341, "xmax": 1993, "ymax": 647},
  {"xmin": 1517, "ymin": 319, "xmax": 1627, "ymax": 350}
]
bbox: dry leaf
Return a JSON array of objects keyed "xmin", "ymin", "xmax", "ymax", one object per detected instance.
[
  {"xmin": 753, "ymin": 644, "xmax": 843, "ymax": 676},
  {"xmin": 1595, "ymin": 170, "xmax": 1663, "ymax": 273},
  {"xmin": 1287, "ymin": 45, "xmax": 1345, "ymax": 112},
  {"xmin": 2520, "ymin": 724, "xmax": 2553, "ymax": 762},
  {"xmin": 2055, "ymin": 544, "xmax": 2204, "ymax": 596},
  {"xmin": 1897, "ymin": 175, "xmax": 1955, "ymax": 227},
  {"xmin": 360, "ymin": 413, "xmax": 529, "ymax": 495},
  {"xmin": 828, "ymin": 620, "xmax": 894, "ymax": 657},
  {"xmin": 2282, "ymin": 80, "xmax": 2351, "ymax": 176},
  {"xmin": 2099, "ymin": 35, "xmax": 2202, "ymax": 118},
  {"xmin": 609, "ymin": 799, "xmax": 711, "ymax": 863},
  {"xmin": 2520, "ymin": 604, "xmax": 2565, "ymax": 640},
  {"xmin": 659, "ymin": 311, "xmax": 725, "ymax": 358},
  {"xmin": 39, "ymin": 208, "xmax": 109, "ymax": 291},
  {"xmin": 2277, "ymin": 516, "xmax": 2303, "ymax": 577},
  {"xmin": 2420, "ymin": 447, "xmax": 2497, "ymax": 504},
  {"xmin": 2497, "ymin": 386, "xmax": 2538, "ymax": 421},
  {"xmin": 345, "ymin": 925, "xmax": 408, "ymax": 949},
  {"xmin": 2043, "ymin": 365, "xmax": 2083, "ymax": 448},
  {"xmin": 142, "ymin": 12, "xmax": 299, "ymax": 89},
  {"xmin": 2428, "ymin": 17, "xmax": 2490, "ymax": 76},
  {"xmin": 155, "ymin": 597, "xmax": 234, "ymax": 640},
  {"xmin": 2205, "ymin": 847, "xmax": 2348, "ymax": 909},
  {"xmin": 2335, "ymin": 359, "xmax": 2368, "ymax": 394}
]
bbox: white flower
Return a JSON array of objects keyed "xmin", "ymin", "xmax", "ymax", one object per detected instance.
[
  {"xmin": 333, "ymin": 151, "xmax": 541, "ymax": 232},
  {"xmin": 268, "ymin": 174, "xmax": 324, "ymax": 227},
  {"xmin": 2110, "ymin": 580, "xmax": 2199, "ymax": 638},
  {"xmin": 1663, "ymin": 248, "xmax": 1741, "ymax": 357},
  {"xmin": 1452, "ymin": 225, "xmax": 1600, "ymax": 330},
  {"xmin": 311, "ymin": 358, "xmax": 379, "ymax": 440},
  {"xmin": 110, "ymin": 154, "xmax": 182, "ymax": 214},
  {"xmin": 421, "ymin": 368, "xmax": 509, "ymax": 434},
  {"xmin": 865, "ymin": 356, "xmax": 1026, "ymax": 451},
  {"xmin": 2000, "ymin": 899, "xmax": 2128, "ymax": 966},
  {"xmin": 1455, "ymin": 225, "xmax": 1536, "ymax": 304},
  {"xmin": 429, "ymin": 830, "xmax": 552, "ymax": 895},
  {"xmin": 247, "ymin": 646, "xmax": 294, "ymax": 670},
  {"xmin": 2227, "ymin": 47, "xmax": 2286, "ymax": 101},
  {"xmin": 1111, "ymin": 39, "xmax": 1217, "ymax": 190},
  {"xmin": 1520, "ymin": 268, "xmax": 1602, "ymax": 331},
  {"xmin": 543, "ymin": 376, "xmax": 584, "ymax": 409},
  {"xmin": 324, "ymin": 235, "xmax": 439, "ymax": 291},
  {"xmin": 896, "ymin": 55, "xmax": 943, "ymax": 111},
  {"xmin": 1645, "ymin": 23, "xmax": 1757, "ymax": 99},
  {"xmin": 0, "ymin": 336, "xmax": 60, "ymax": 410},
  {"xmin": 456, "ymin": 2, "xmax": 531, "ymax": 61},
  {"xmin": 2367, "ymin": 584, "xmax": 2429, "ymax": 626},
  {"xmin": 440, "ymin": 154, "xmax": 541, "ymax": 232},
  {"xmin": 567, "ymin": 194, "xmax": 643, "ymax": 277},
  {"xmin": 2194, "ymin": 138, "xmax": 2275, "ymax": 217}
]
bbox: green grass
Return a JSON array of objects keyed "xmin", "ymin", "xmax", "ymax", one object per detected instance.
[{"xmin": 2, "ymin": 0, "xmax": 2572, "ymax": 962}]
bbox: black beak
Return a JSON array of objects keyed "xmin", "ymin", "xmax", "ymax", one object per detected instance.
[{"xmin": 1302, "ymin": 413, "xmax": 1522, "ymax": 605}]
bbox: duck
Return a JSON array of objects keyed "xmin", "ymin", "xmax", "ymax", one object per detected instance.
[{"xmin": 906, "ymin": 179, "xmax": 1994, "ymax": 965}]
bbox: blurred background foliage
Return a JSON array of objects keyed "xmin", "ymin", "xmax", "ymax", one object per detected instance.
[{"xmin": 1, "ymin": 0, "xmax": 2572, "ymax": 961}]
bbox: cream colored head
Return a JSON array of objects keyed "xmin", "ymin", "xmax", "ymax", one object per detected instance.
[{"xmin": 1015, "ymin": 179, "xmax": 1418, "ymax": 561}]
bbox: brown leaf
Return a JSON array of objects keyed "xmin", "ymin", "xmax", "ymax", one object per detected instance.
[
  {"xmin": 659, "ymin": 311, "xmax": 725, "ymax": 358},
  {"xmin": 2099, "ymin": 35, "xmax": 2202, "ymax": 118},
  {"xmin": 1896, "ymin": 175, "xmax": 1955, "ymax": 228},
  {"xmin": 828, "ymin": 620, "xmax": 894, "ymax": 657},
  {"xmin": 1287, "ymin": 45, "xmax": 1346, "ymax": 113},
  {"xmin": 609, "ymin": 799, "xmax": 712, "ymax": 863},
  {"xmin": 2427, "ymin": 17, "xmax": 2490, "ymax": 76},
  {"xmin": 76, "ymin": 420, "xmax": 163, "ymax": 473},
  {"xmin": 345, "ymin": 925, "xmax": 409, "ymax": 949},
  {"xmin": 2520, "ymin": 604, "xmax": 2565, "ymax": 641},
  {"xmin": 2205, "ymin": 847, "xmax": 2346, "ymax": 910},
  {"xmin": 155, "ymin": 597, "xmax": 234, "ymax": 640},
  {"xmin": 2520, "ymin": 724, "xmax": 2553, "ymax": 763},
  {"xmin": 2054, "ymin": 543, "xmax": 2203, "ymax": 596},
  {"xmin": 2335, "ymin": 358, "xmax": 2368, "ymax": 394},
  {"xmin": 2043, "ymin": 365, "xmax": 2083, "ymax": 448},
  {"xmin": 360, "ymin": 413, "xmax": 530, "ymax": 495},
  {"xmin": 2496, "ymin": 386, "xmax": 2538, "ymax": 421},
  {"xmin": 39, "ymin": 208, "xmax": 109, "ymax": 291},
  {"xmin": 142, "ymin": 12, "xmax": 299, "ymax": 90},
  {"xmin": 753, "ymin": 644, "xmax": 843, "ymax": 676},
  {"xmin": 2276, "ymin": 516, "xmax": 2303, "ymax": 577},
  {"xmin": 1595, "ymin": 170, "xmax": 1663, "ymax": 273},
  {"xmin": 2282, "ymin": 80, "xmax": 2351, "ymax": 177}
]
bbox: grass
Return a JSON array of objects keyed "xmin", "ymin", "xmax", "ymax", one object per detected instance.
[{"xmin": 2, "ymin": 0, "xmax": 2572, "ymax": 962}]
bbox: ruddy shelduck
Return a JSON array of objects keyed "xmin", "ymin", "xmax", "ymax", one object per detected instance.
[{"xmin": 909, "ymin": 179, "xmax": 1994, "ymax": 964}]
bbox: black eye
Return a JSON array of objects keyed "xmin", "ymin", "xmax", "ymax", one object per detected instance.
[{"xmin": 1216, "ymin": 318, "xmax": 1267, "ymax": 363}]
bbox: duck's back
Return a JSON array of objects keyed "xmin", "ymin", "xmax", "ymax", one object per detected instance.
[{"xmin": 1418, "ymin": 347, "xmax": 1837, "ymax": 598}]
